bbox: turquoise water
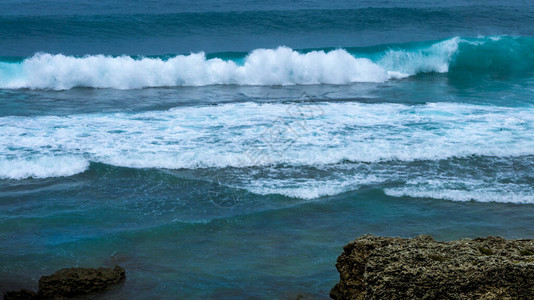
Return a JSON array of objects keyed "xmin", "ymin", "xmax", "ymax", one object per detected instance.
[{"xmin": 1, "ymin": 1, "xmax": 534, "ymax": 298}]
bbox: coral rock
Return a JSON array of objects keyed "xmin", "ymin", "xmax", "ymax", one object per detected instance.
[{"xmin": 331, "ymin": 235, "xmax": 534, "ymax": 299}]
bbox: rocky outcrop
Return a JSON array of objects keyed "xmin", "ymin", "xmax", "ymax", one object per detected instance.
[
  {"xmin": 4, "ymin": 265, "xmax": 125, "ymax": 299},
  {"xmin": 331, "ymin": 235, "xmax": 534, "ymax": 299}
]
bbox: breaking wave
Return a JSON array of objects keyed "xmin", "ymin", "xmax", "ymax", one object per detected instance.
[{"xmin": 2, "ymin": 36, "xmax": 530, "ymax": 90}]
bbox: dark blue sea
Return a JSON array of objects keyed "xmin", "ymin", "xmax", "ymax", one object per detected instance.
[{"xmin": 1, "ymin": 0, "xmax": 534, "ymax": 298}]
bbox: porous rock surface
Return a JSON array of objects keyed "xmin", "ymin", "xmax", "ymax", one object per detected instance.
[{"xmin": 330, "ymin": 235, "xmax": 534, "ymax": 299}]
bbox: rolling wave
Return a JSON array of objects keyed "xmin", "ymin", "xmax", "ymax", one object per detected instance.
[{"xmin": 1, "ymin": 36, "xmax": 532, "ymax": 90}]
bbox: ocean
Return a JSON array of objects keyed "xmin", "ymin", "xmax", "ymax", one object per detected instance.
[{"xmin": 1, "ymin": 0, "xmax": 534, "ymax": 298}]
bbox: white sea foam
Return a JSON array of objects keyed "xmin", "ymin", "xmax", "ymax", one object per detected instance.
[
  {"xmin": 0, "ymin": 38, "xmax": 463, "ymax": 90},
  {"xmin": 212, "ymin": 155, "xmax": 534, "ymax": 203},
  {"xmin": 385, "ymin": 187, "xmax": 534, "ymax": 204},
  {"xmin": 379, "ymin": 37, "xmax": 459, "ymax": 75},
  {"xmin": 1, "ymin": 101, "xmax": 533, "ymax": 183},
  {"xmin": 0, "ymin": 156, "xmax": 89, "ymax": 180},
  {"xmin": 244, "ymin": 173, "xmax": 384, "ymax": 199},
  {"xmin": 383, "ymin": 172, "xmax": 534, "ymax": 203}
]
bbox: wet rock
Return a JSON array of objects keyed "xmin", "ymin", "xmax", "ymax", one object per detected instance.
[
  {"xmin": 3, "ymin": 266, "xmax": 125, "ymax": 299},
  {"xmin": 331, "ymin": 235, "xmax": 534, "ymax": 299},
  {"xmin": 38, "ymin": 265, "xmax": 125, "ymax": 298}
]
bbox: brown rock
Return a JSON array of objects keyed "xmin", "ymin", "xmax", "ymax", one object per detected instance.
[
  {"xmin": 331, "ymin": 235, "xmax": 534, "ymax": 299},
  {"xmin": 37, "ymin": 265, "xmax": 125, "ymax": 298},
  {"xmin": 3, "ymin": 266, "xmax": 125, "ymax": 300}
]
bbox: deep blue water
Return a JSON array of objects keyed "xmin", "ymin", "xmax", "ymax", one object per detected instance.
[{"xmin": 1, "ymin": 1, "xmax": 534, "ymax": 298}]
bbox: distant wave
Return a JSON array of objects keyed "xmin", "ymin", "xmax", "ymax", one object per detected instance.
[
  {"xmin": 0, "ymin": 48, "xmax": 403, "ymax": 90},
  {"xmin": 2, "ymin": 36, "xmax": 530, "ymax": 90}
]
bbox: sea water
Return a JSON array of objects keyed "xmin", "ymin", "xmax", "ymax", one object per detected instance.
[{"xmin": 1, "ymin": 0, "xmax": 534, "ymax": 298}]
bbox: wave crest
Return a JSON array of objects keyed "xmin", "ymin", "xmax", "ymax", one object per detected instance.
[
  {"xmin": 0, "ymin": 35, "xmax": 532, "ymax": 90},
  {"xmin": 0, "ymin": 39, "xmax": 461, "ymax": 90},
  {"xmin": 0, "ymin": 48, "xmax": 388, "ymax": 90}
]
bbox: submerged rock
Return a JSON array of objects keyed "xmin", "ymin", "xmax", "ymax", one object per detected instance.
[
  {"xmin": 331, "ymin": 235, "xmax": 534, "ymax": 299},
  {"xmin": 3, "ymin": 265, "xmax": 125, "ymax": 299}
]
